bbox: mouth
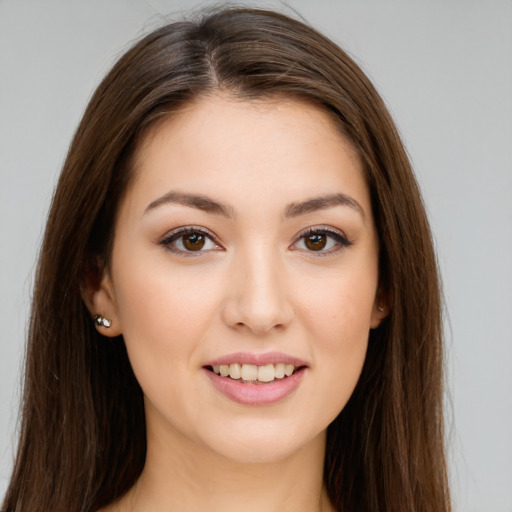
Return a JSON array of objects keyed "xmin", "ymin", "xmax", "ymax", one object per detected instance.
[
  {"xmin": 205, "ymin": 363, "xmax": 304, "ymax": 384},
  {"xmin": 203, "ymin": 353, "xmax": 308, "ymax": 404}
]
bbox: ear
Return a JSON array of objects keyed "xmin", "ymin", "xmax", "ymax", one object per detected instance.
[
  {"xmin": 370, "ymin": 287, "xmax": 391, "ymax": 329},
  {"xmin": 81, "ymin": 266, "xmax": 122, "ymax": 337}
]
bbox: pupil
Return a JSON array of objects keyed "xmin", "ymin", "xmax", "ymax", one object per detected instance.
[
  {"xmin": 305, "ymin": 233, "xmax": 326, "ymax": 250},
  {"xmin": 184, "ymin": 233, "xmax": 205, "ymax": 251}
]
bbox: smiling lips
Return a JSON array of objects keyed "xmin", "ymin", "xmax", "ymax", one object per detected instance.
[{"xmin": 204, "ymin": 354, "xmax": 307, "ymax": 405}]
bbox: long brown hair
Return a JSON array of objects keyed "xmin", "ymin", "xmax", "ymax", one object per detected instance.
[{"xmin": 3, "ymin": 7, "xmax": 450, "ymax": 512}]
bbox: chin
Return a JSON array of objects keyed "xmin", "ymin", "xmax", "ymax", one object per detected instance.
[{"xmin": 200, "ymin": 420, "xmax": 326, "ymax": 465}]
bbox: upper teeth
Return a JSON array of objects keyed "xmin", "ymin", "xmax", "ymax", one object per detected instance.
[{"xmin": 212, "ymin": 363, "xmax": 296, "ymax": 382}]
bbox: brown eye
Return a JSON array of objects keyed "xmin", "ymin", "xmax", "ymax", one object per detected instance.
[
  {"xmin": 182, "ymin": 232, "xmax": 206, "ymax": 251},
  {"xmin": 160, "ymin": 228, "xmax": 220, "ymax": 255},
  {"xmin": 304, "ymin": 233, "xmax": 327, "ymax": 251},
  {"xmin": 292, "ymin": 228, "xmax": 352, "ymax": 255}
]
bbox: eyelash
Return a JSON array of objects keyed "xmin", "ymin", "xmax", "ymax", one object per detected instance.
[{"xmin": 158, "ymin": 226, "xmax": 353, "ymax": 256}]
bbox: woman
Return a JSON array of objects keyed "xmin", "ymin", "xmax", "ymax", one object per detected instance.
[{"xmin": 2, "ymin": 6, "xmax": 450, "ymax": 512}]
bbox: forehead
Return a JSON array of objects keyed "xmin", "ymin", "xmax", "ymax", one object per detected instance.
[{"xmin": 124, "ymin": 94, "xmax": 370, "ymax": 217}]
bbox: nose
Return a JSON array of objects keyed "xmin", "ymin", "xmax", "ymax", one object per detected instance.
[{"xmin": 221, "ymin": 247, "xmax": 293, "ymax": 335}]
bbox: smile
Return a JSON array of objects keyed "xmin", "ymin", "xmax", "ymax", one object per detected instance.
[
  {"xmin": 203, "ymin": 354, "xmax": 308, "ymax": 405},
  {"xmin": 209, "ymin": 363, "xmax": 298, "ymax": 383}
]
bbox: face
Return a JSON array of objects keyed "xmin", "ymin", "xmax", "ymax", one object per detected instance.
[{"xmin": 89, "ymin": 95, "xmax": 386, "ymax": 464}]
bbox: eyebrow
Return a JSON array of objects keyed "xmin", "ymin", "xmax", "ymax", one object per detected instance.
[
  {"xmin": 144, "ymin": 190, "xmax": 364, "ymax": 220},
  {"xmin": 144, "ymin": 191, "xmax": 234, "ymax": 217},
  {"xmin": 284, "ymin": 193, "xmax": 365, "ymax": 220}
]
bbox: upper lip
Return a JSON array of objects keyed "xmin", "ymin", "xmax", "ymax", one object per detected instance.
[{"xmin": 204, "ymin": 352, "xmax": 308, "ymax": 368}]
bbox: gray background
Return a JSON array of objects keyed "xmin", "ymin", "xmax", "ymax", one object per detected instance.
[{"xmin": 1, "ymin": 0, "xmax": 511, "ymax": 510}]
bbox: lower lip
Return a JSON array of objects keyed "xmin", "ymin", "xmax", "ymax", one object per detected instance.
[{"xmin": 204, "ymin": 368, "xmax": 306, "ymax": 405}]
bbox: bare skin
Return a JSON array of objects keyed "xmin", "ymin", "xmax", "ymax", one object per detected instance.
[
  {"xmin": 104, "ymin": 429, "xmax": 334, "ymax": 512},
  {"xmin": 89, "ymin": 94, "xmax": 386, "ymax": 512}
]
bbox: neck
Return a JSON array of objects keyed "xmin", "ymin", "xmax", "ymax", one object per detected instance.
[{"xmin": 112, "ymin": 417, "xmax": 334, "ymax": 512}]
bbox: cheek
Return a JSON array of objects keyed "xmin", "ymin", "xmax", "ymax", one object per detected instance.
[
  {"xmin": 301, "ymin": 265, "xmax": 377, "ymax": 349},
  {"xmin": 316, "ymin": 286, "xmax": 371, "ymax": 381},
  {"xmin": 110, "ymin": 252, "xmax": 222, "ymax": 386},
  {"xmin": 296, "ymin": 261, "xmax": 377, "ymax": 412}
]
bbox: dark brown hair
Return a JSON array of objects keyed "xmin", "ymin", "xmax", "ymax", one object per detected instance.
[{"xmin": 3, "ymin": 7, "xmax": 450, "ymax": 512}]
